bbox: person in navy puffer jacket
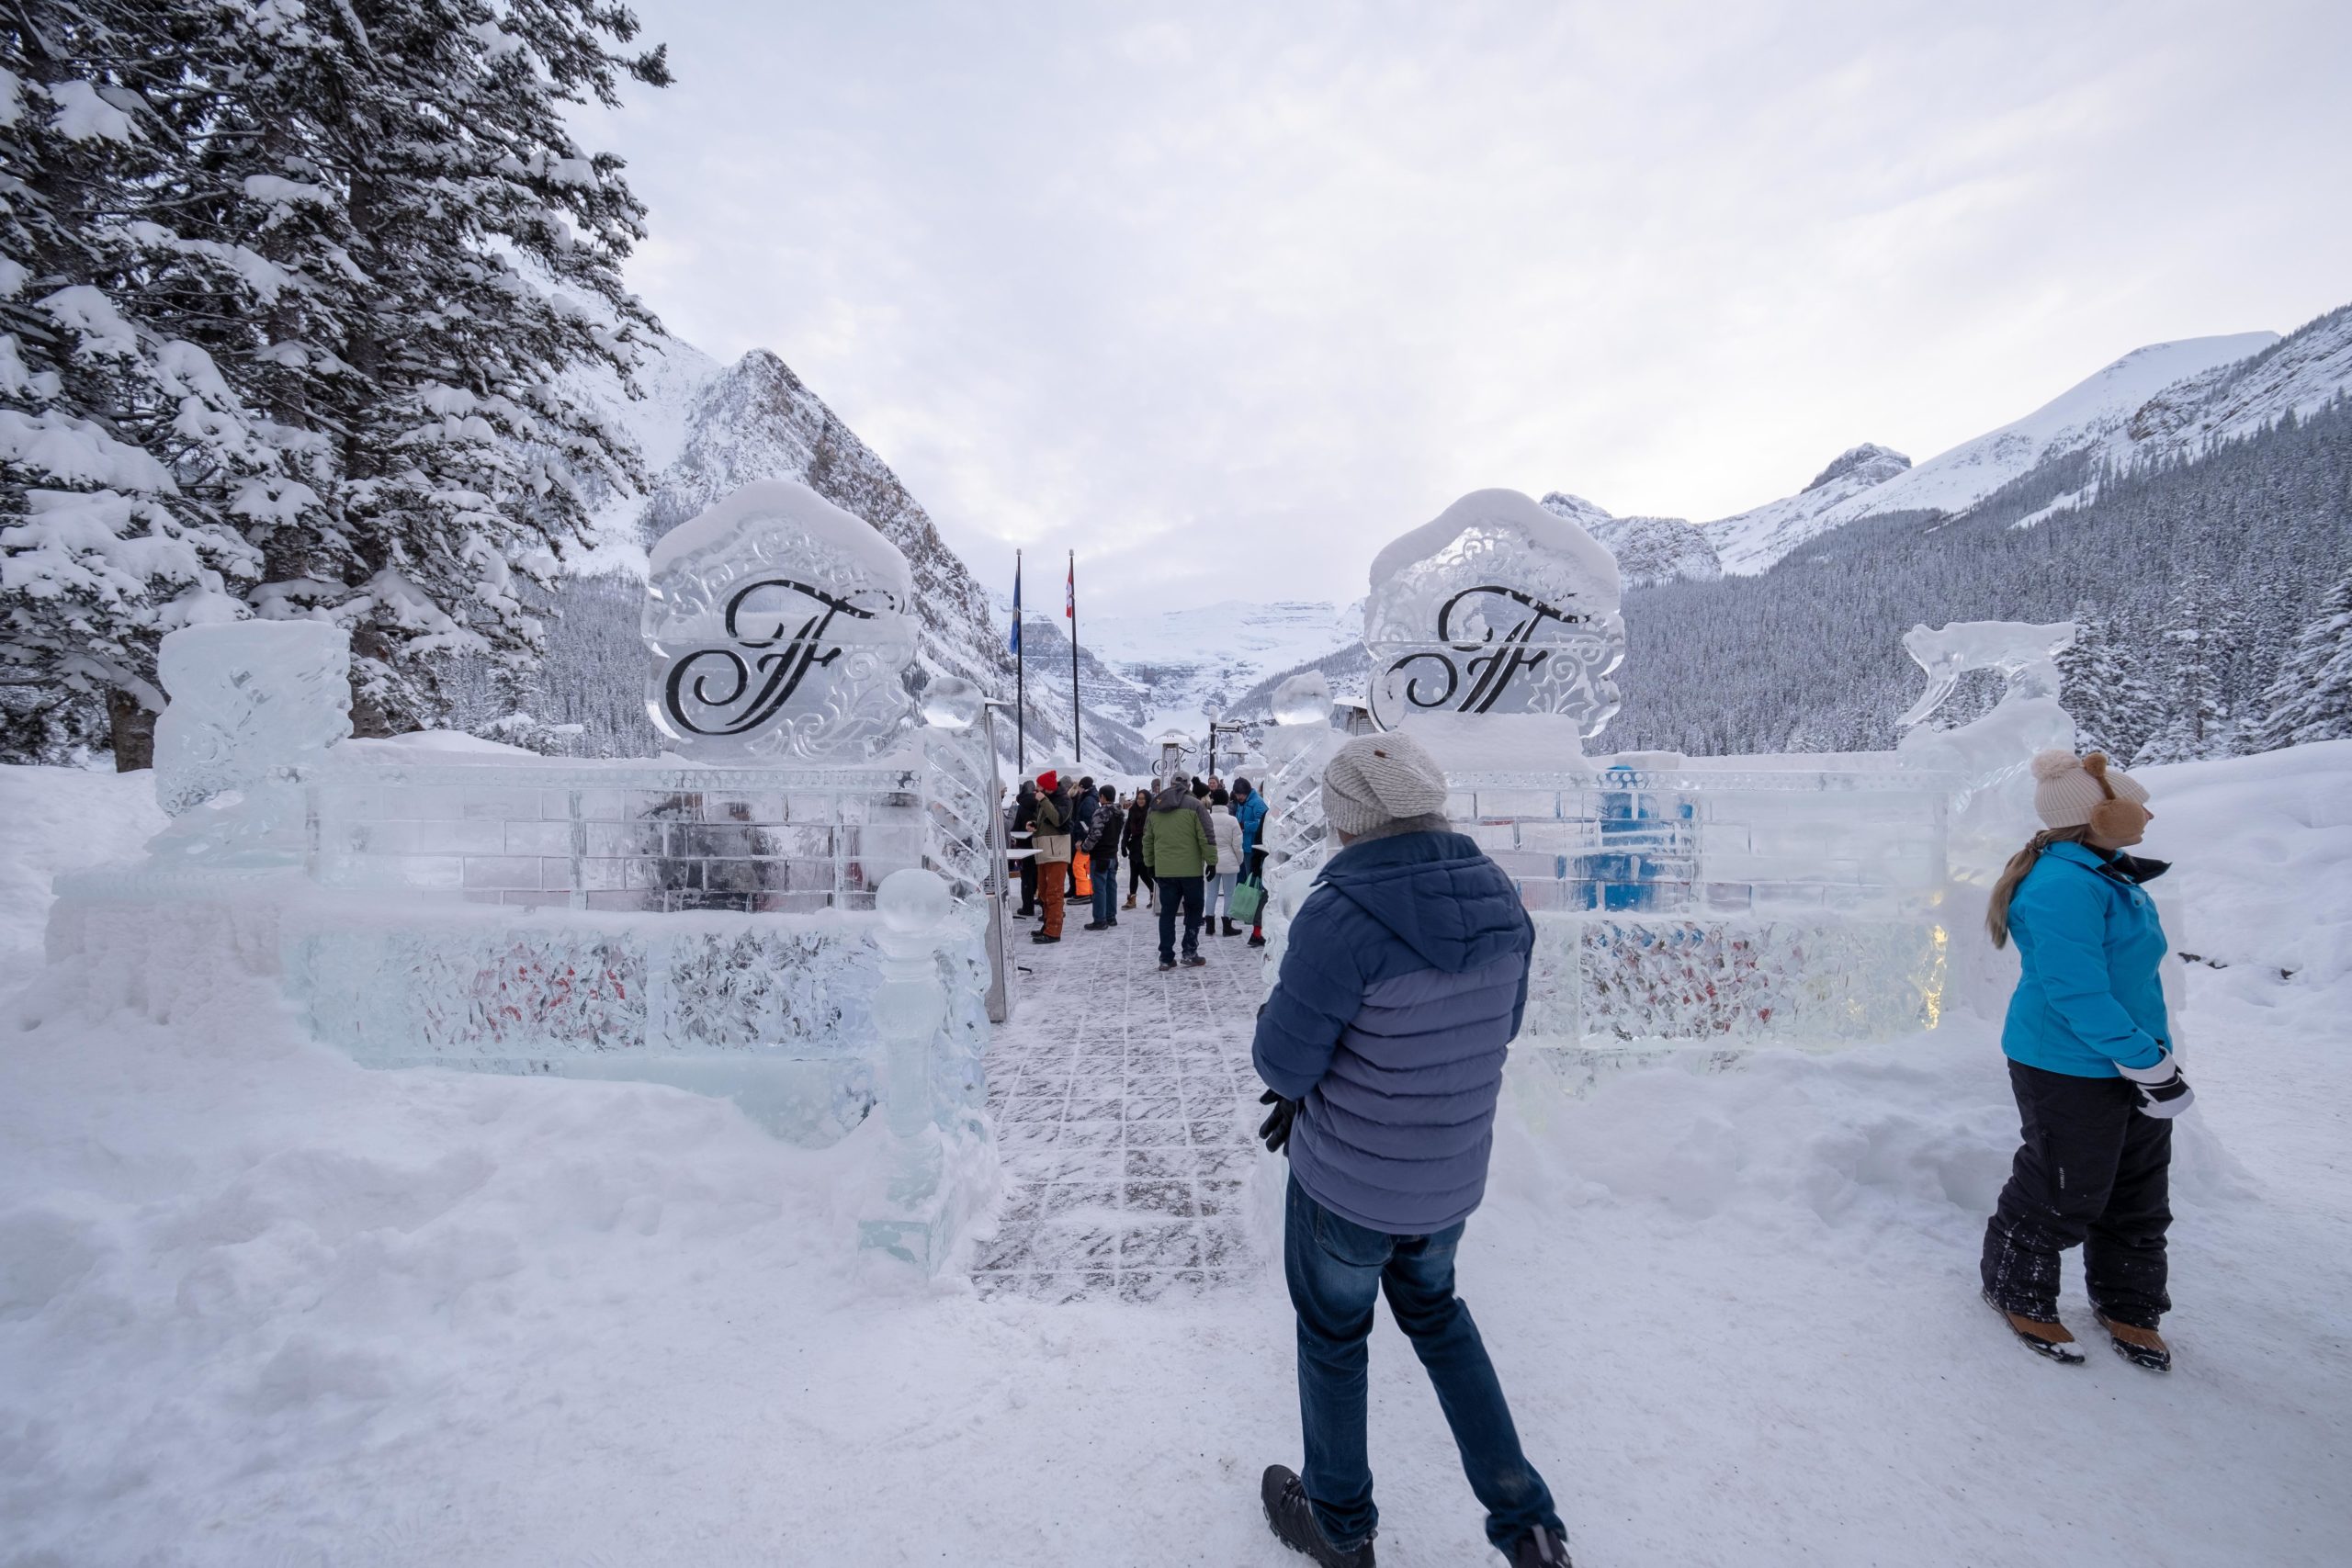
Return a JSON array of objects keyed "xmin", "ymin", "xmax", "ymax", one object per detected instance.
[{"xmin": 1251, "ymin": 731, "xmax": 1571, "ymax": 1568}]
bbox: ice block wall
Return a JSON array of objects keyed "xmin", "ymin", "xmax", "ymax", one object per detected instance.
[
  {"xmin": 310, "ymin": 759, "xmax": 935, "ymax": 913},
  {"xmin": 1265, "ymin": 761, "xmax": 1954, "ymax": 1050}
]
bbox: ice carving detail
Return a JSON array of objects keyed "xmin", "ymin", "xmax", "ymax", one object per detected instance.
[
  {"xmin": 644, "ymin": 479, "xmax": 917, "ymax": 761},
  {"xmin": 1363, "ymin": 489, "xmax": 1625, "ymax": 738},
  {"xmin": 1895, "ymin": 619, "xmax": 2076, "ymax": 885},
  {"xmin": 153, "ymin": 621, "xmax": 353, "ymax": 816}
]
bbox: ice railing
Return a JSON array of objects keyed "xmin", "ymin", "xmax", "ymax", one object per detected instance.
[
  {"xmin": 1439, "ymin": 765, "xmax": 1951, "ymax": 919},
  {"xmin": 305, "ymin": 750, "xmax": 980, "ymax": 913}
]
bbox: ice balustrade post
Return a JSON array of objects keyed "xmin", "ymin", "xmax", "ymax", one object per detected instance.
[
  {"xmin": 1256, "ymin": 671, "xmax": 1341, "ymax": 982},
  {"xmin": 860, "ymin": 866, "xmax": 976, "ymax": 1269},
  {"xmin": 150, "ymin": 620, "xmax": 353, "ymax": 867}
]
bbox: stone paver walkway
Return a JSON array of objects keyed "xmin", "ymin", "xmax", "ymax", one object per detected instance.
[{"xmin": 976, "ymin": 888, "xmax": 1271, "ymax": 1303}]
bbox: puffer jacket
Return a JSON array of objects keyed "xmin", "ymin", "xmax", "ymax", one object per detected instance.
[
  {"xmin": 2002, "ymin": 840, "xmax": 2172, "ymax": 1077},
  {"xmin": 1142, "ymin": 784, "xmax": 1216, "ymax": 878},
  {"xmin": 1235, "ymin": 791, "xmax": 1270, "ymax": 858},
  {"xmin": 1031, "ymin": 789, "xmax": 1074, "ymax": 865},
  {"xmin": 1211, "ymin": 808, "xmax": 1244, "ymax": 874},
  {"xmin": 1253, "ymin": 821, "xmax": 1533, "ymax": 1234}
]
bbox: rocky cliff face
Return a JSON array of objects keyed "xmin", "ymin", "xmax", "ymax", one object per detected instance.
[
  {"xmin": 1537, "ymin": 492, "xmax": 1724, "ymax": 589},
  {"xmin": 641, "ymin": 351, "xmax": 1008, "ymax": 698}
]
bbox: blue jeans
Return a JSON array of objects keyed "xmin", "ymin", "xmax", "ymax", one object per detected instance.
[
  {"xmin": 1210, "ymin": 870, "xmax": 1237, "ymax": 916},
  {"xmin": 1284, "ymin": 1176, "xmax": 1562, "ymax": 1553},
  {"xmin": 1091, "ymin": 853, "xmax": 1120, "ymax": 925}
]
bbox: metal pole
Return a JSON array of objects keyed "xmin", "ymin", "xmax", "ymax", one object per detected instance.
[
  {"xmin": 979, "ymin": 699, "xmax": 1017, "ymax": 1023},
  {"xmin": 1068, "ymin": 549, "xmax": 1081, "ymax": 767},
  {"xmin": 1014, "ymin": 548, "xmax": 1025, "ymax": 775}
]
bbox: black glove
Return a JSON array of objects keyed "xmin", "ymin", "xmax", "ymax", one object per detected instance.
[
  {"xmin": 1258, "ymin": 1089, "xmax": 1298, "ymax": 1155},
  {"xmin": 2116, "ymin": 1051, "xmax": 2194, "ymax": 1118}
]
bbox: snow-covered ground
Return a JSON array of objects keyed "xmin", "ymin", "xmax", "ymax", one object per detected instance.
[{"xmin": 2, "ymin": 746, "xmax": 2347, "ymax": 1566}]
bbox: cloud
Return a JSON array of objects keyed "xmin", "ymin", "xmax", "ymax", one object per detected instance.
[{"xmin": 582, "ymin": 0, "xmax": 2352, "ymax": 609}]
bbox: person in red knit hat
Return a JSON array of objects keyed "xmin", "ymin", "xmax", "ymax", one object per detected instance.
[{"xmin": 1028, "ymin": 769, "xmax": 1073, "ymax": 943}]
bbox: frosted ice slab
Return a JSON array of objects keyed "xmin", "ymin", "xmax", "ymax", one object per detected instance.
[
  {"xmin": 1363, "ymin": 489, "xmax": 1625, "ymax": 738},
  {"xmin": 153, "ymin": 620, "xmax": 352, "ymax": 816},
  {"xmin": 644, "ymin": 479, "xmax": 917, "ymax": 761}
]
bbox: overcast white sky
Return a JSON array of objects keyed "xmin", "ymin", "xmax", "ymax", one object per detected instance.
[{"xmin": 579, "ymin": 0, "xmax": 2351, "ymax": 610}]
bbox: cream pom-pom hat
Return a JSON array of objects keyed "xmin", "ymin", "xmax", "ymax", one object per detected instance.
[{"xmin": 2030, "ymin": 750, "xmax": 2151, "ymax": 835}]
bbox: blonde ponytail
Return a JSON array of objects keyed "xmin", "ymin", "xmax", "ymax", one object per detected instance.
[{"xmin": 1985, "ymin": 825, "xmax": 2093, "ymax": 948}]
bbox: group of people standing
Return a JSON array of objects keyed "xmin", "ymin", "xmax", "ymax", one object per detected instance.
[{"xmin": 1005, "ymin": 768, "xmax": 1272, "ymax": 971}]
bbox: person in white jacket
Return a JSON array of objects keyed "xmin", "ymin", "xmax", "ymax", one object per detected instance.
[{"xmin": 1207, "ymin": 784, "xmax": 1246, "ymax": 936}]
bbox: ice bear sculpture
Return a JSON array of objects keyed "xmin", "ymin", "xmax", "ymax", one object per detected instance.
[
  {"xmin": 644, "ymin": 479, "xmax": 918, "ymax": 761},
  {"xmin": 1896, "ymin": 618, "xmax": 2077, "ymax": 881}
]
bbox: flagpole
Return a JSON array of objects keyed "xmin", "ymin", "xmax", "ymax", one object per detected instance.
[
  {"xmin": 1013, "ymin": 549, "xmax": 1025, "ymax": 774},
  {"xmin": 1067, "ymin": 549, "xmax": 1081, "ymax": 766}
]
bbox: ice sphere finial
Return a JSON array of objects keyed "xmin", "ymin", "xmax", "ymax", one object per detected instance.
[
  {"xmin": 1272, "ymin": 671, "xmax": 1332, "ymax": 728},
  {"xmin": 877, "ymin": 866, "xmax": 952, "ymax": 934},
  {"xmin": 919, "ymin": 676, "xmax": 983, "ymax": 731},
  {"xmin": 643, "ymin": 479, "xmax": 918, "ymax": 761},
  {"xmin": 1363, "ymin": 488, "xmax": 1626, "ymax": 739},
  {"xmin": 153, "ymin": 621, "xmax": 353, "ymax": 816}
]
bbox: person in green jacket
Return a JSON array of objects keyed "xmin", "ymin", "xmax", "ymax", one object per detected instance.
[{"xmin": 1143, "ymin": 779, "xmax": 1217, "ymax": 969}]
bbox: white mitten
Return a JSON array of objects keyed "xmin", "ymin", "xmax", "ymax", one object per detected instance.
[{"xmin": 2117, "ymin": 1052, "xmax": 2194, "ymax": 1119}]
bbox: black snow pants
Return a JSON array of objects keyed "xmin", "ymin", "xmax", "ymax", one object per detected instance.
[{"xmin": 1981, "ymin": 1059, "xmax": 2173, "ymax": 1328}]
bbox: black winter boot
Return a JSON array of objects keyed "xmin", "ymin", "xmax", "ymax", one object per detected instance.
[
  {"xmin": 1260, "ymin": 1466, "xmax": 1373, "ymax": 1567},
  {"xmin": 1222, "ymin": 918, "xmax": 1241, "ymax": 937},
  {"xmin": 1508, "ymin": 1525, "xmax": 1574, "ymax": 1567}
]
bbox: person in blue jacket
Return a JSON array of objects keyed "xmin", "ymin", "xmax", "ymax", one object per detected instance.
[
  {"xmin": 1981, "ymin": 750, "xmax": 2193, "ymax": 1372},
  {"xmin": 1250, "ymin": 731, "xmax": 1571, "ymax": 1568},
  {"xmin": 1233, "ymin": 777, "xmax": 1272, "ymax": 947}
]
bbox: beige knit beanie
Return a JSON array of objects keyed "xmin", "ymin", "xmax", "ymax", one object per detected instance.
[
  {"xmin": 2031, "ymin": 750, "xmax": 2151, "ymax": 833},
  {"xmin": 1322, "ymin": 731, "xmax": 1452, "ymax": 838}
]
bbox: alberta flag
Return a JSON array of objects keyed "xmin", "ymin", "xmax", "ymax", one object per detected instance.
[{"xmin": 1009, "ymin": 558, "xmax": 1022, "ymax": 653}]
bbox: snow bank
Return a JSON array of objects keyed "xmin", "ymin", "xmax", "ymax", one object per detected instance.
[
  {"xmin": 2139, "ymin": 739, "xmax": 2352, "ymax": 987},
  {"xmin": 0, "ymin": 764, "xmax": 165, "ymax": 992},
  {"xmin": 2, "ymin": 743, "xmax": 2347, "ymax": 1565}
]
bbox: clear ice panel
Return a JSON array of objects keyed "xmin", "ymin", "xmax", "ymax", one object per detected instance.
[
  {"xmin": 153, "ymin": 621, "xmax": 353, "ymax": 816},
  {"xmin": 1508, "ymin": 913, "xmax": 1948, "ymax": 1047}
]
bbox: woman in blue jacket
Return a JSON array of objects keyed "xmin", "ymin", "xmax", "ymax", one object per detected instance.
[{"xmin": 1981, "ymin": 750, "xmax": 2193, "ymax": 1371}]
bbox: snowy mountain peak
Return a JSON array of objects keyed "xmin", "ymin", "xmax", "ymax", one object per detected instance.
[
  {"xmin": 1803, "ymin": 443, "xmax": 1910, "ymax": 493},
  {"xmin": 1704, "ymin": 330, "xmax": 2285, "ymax": 574},
  {"xmin": 1534, "ymin": 491, "xmax": 1613, "ymax": 531},
  {"xmin": 1536, "ymin": 492, "xmax": 1723, "ymax": 590}
]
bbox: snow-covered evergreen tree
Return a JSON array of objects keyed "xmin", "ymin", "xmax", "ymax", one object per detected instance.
[
  {"xmin": 278, "ymin": 0, "xmax": 671, "ymax": 733},
  {"xmin": 2055, "ymin": 600, "xmax": 2153, "ymax": 760},
  {"xmin": 2135, "ymin": 571, "xmax": 2229, "ymax": 764},
  {"xmin": 2, "ymin": 0, "xmax": 672, "ymax": 761},
  {"xmin": 1, "ymin": 3, "xmax": 270, "ymax": 763},
  {"xmin": 2254, "ymin": 568, "xmax": 2352, "ymax": 749}
]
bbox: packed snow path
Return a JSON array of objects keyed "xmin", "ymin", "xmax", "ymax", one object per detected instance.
[{"xmin": 976, "ymin": 901, "xmax": 1268, "ymax": 1301}]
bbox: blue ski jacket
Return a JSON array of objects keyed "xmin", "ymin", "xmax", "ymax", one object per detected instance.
[
  {"xmin": 1252, "ymin": 825, "xmax": 1532, "ymax": 1234},
  {"xmin": 1235, "ymin": 791, "xmax": 1270, "ymax": 860},
  {"xmin": 2002, "ymin": 840, "xmax": 2173, "ymax": 1078}
]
